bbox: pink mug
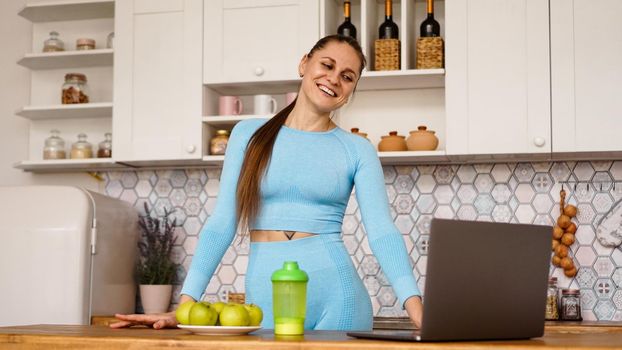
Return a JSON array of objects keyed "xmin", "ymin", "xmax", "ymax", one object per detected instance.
[
  {"xmin": 285, "ymin": 92, "xmax": 298, "ymax": 105},
  {"xmin": 219, "ymin": 96, "xmax": 243, "ymax": 115}
]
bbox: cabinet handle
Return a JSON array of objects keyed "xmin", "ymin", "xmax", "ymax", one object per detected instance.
[
  {"xmin": 254, "ymin": 66, "xmax": 265, "ymax": 76},
  {"xmin": 533, "ymin": 137, "xmax": 546, "ymax": 147},
  {"xmin": 186, "ymin": 145, "xmax": 196, "ymax": 154}
]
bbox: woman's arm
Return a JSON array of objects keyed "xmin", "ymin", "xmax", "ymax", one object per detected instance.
[{"xmin": 352, "ymin": 139, "xmax": 422, "ymax": 324}]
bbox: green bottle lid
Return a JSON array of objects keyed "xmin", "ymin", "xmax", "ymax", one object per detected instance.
[{"xmin": 271, "ymin": 261, "xmax": 309, "ymax": 282}]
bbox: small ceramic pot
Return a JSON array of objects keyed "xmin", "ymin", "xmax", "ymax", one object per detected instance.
[
  {"xmin": 139, "ymin": 284, "xmax": 173, "ymax": 314},
  {"xmin": 406, "ymin": 125, "xmax": 439, "ymax": 151},
  {"xmin": 378, "ymin": 131, "xmax": 408, "ymax": 151},
  {"xmin": 350, "ymin": 127, "xmax": 369, "ymax": 140}
]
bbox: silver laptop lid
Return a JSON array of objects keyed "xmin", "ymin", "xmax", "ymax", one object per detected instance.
[{"xmin": 420, "ymin": 219, "xmax": 551, "ymax": 341}]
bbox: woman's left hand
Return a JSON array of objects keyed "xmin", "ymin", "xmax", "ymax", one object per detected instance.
[{"xmin": 404, "ymin": 296, "xmax": 423, "ymax": 329}]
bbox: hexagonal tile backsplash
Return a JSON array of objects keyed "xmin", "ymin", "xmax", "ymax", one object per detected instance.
[{"xmin": 104, "ymin": 162, "xmax": 622, "ymax": 321}]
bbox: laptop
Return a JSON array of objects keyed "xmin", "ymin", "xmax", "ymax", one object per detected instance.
[{"xmin": 347, "ymin": 218, "xmax": 551, "ymax": 342}]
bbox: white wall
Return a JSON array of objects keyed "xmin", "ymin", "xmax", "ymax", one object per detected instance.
[{"xmin": 0, "ymin": 0, "xmax": 100, "ymax": 191}]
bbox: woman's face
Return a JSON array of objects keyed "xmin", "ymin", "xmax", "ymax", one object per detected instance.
[{"xmin": 298, "ymin": 41, "xmax": 362, "ymax": 114}]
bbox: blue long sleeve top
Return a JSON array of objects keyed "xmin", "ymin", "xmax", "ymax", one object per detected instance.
[{"xmin": 181, "ymin": 118, "xmax": 421, "ymax": 306}]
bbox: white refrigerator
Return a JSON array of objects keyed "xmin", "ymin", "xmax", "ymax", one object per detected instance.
[{"xmin": 0, "ymin": 186, "xmax": 139, "ymax": 326}]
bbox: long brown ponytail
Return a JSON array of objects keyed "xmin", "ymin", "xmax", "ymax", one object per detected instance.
[{"xmin": 235, "ymin": 35, "xmax": 366, "ymax": 238}]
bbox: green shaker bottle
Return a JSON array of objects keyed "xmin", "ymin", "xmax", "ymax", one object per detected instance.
[{"xmin": 271, "ymin": 261, "xmax": 309, "ymax": 335}]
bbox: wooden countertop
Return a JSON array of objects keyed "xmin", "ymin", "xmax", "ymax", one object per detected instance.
[{"xmin": 2, "ymin": 323, "xmax": 622, "ymax": 350}]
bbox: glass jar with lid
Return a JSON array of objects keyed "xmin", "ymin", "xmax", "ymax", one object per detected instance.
[
  {"xmin": 43, "ymin": 31, "xmax": 64, "ymax": 52},
  {"xmin": 210, "ymin": 130, "xmax": 230, "ymax": 155},
  {"xmin": 545, "ymin": 277, "xmax": 559, "ymax": 320},
  {"xmin": 560, "ymin": 289, "xmax": 582, "ymax": 320},
  {"xmin": 70, "ymin": 133, "xmax": 93, "ymax": 159},
  {"xmin": 62, "ymin": 73, "xmax": 89, "ymax": 104},
  {"xmin": 43, "ymin": 129, "xmax": 67, "ymax": 160},
  {"xmin": 97, "ymin": 132, "xmax": 112, "ymax": 158}
]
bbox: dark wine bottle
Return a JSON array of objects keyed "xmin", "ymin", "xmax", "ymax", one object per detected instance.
[
  {"xmin": 378, "ymin": 0, "xmax": 399, "ymax": 39},
  {"xmin": 337, "ymin": 1, "xmax": 357, "ymax": 39},
  {"xmin": 420, "ymin": 0, "xmax": 440, "ymax": 37}
]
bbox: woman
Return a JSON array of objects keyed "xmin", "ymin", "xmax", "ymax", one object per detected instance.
[{"xmin": 111, "ymin": 35, "xmax": 423, "ymax": 331}]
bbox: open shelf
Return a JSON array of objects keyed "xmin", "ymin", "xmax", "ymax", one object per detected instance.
[
  {"xmin": 14, "ymin": 158, "xmax": 124, "ymax": 172},
  {"xmin": 202, "ymin": 155, "xmax": 226, "ymax": 166},
  {"xmin": 18, "ymin": 49, "xmax": 113, "ymax": 69},
  {"xmin": 18, "ymin": 0, "xmax": 115, "ymax": 22},
  {"xmin": 378, "ymin": 150, "xmax": 447, "ymax": 164},
  {"xmin": 16, "ymin": 102, "xmax": 113, "ymax": 120},
  {"xmin": 202, "ymin": 115, "xmax": 270, "ymax": 128}
]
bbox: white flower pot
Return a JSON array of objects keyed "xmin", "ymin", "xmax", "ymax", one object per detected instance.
[{"xmin": 139, "ymin": 284, "xmax": 173, "ymax": 314}]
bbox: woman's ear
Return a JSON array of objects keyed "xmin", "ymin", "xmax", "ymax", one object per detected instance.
[{"xmin": 298, "ymin": 54, "xmax": 308, "ymax": 77}]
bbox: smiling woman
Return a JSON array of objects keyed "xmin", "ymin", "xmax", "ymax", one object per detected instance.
[{"xmin": 111, "ymin": 35, "xmax": 423, "ymax": 332}]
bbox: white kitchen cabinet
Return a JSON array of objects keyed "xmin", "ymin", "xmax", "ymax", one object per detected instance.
[
  {"xmin": 203, "ymin": 0, "xmax": 320, "ymax": 85},
  {"xmin": 113, "ymin": 0, "xmax": 203, "ymax": 162},
  {"xmin": 551, "ymin": 0, "xmax": 622, "ymax": 154},
  {"xmin": 445, "ymin": 0, "xmax": 551, "ymax": 156}
]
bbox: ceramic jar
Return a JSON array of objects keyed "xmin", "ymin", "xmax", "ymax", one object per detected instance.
[
  {"xmin": 378, "ymin": 131, "xmax": 407, "ymax": 151},
  {"xmin": 406, "ymin": 125, "xmax": 439, "ymax": 151},
  {"xmin": 350, "ymin": 127, "xmax": 368, "ymax": 140}
]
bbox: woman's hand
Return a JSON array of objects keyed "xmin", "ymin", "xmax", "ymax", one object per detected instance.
[
  {"xmin": 109, "ymin": 311, "xmax": 178, "ymax": 329},
  {"xmin": 404, "ymin": 295, "xmax": 423, "ymax": 329}
]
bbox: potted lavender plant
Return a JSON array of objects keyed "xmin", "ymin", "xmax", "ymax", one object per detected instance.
[{"xmin": 136, "ymin": 202, "xmax": 178, "ymax": 314}]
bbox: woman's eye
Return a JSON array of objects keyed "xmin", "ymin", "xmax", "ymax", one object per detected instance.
[
  {"xmin": 322, "ymin": 63, "xmax": 332, "ymax": 69},
  {"xmin": 342, "ymin": 75, "xmax": 353, "ymax": 82}
]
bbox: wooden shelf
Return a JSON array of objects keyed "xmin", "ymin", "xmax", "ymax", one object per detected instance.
[
  {"xmin": 18, "ymin": 49, "xmax": 113, "ymax": 70},
  {"xmin": 14, "ymin": 158, "xmax": 124, "ymax": 172},
  {"xmin": 18, "ymin": 0, "xmax": 114, "ymax": 22},
  {"xmin": 204, "ymin": 69, "xmax": 444, "ymax": 95},
  {"xmin": 16, "ymin": 102, "xmax": 113, "ymax": 120},
  {"xmin": 202, "ymin": 115, "xmax": 270, "ymax": 128}
]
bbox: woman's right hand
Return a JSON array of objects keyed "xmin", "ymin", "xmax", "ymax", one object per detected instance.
[{"xmin": 109, "ymin": 311, "xmax": 177, "ymax": 329}]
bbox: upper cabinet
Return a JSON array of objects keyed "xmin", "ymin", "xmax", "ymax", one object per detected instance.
[
  {"xmin": 445, "ymin": 0, "xmax": 551, "ymax": 156},
  {"xmin": 550, "ymin": 0, "xmax": 622, "ymax": 153},
  {"xmin": 203, "ymin": 0, "xmax": 320, "ymax": 85},
  {"xmin": 113, "ymin": 0, "xmax": 203, "ymax": 163}
]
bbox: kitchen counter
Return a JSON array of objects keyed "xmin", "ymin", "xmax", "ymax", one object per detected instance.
[{"xmin": 1, "ymin": 323, "xmax": 622, "ymax": 350}]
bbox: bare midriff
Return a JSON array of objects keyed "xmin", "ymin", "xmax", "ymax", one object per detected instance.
[{"xmin": 250, "ymin": 230, "xmax": 318, "ymax": 242}]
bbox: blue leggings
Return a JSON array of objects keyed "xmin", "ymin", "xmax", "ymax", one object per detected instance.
[{"xmin": 245, "ymin": 234, "xmax": 373, "ymax": 331}]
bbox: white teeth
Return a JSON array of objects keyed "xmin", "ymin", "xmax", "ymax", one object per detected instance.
[{"xmin": 318, "ymin": 84, "xmax": 336, "ymax": 97}]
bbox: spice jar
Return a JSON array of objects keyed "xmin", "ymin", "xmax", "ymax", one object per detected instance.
[
  {"xmin": 106, "ymin": 32, "xmax": 114, "ymax": 49},
  {"xmin": 76, "ymin": 38, "xmax": 95, "ymax": 50},
  {"xmin": 62, "ymin": 73, "xmax": 89, "ymax": 104},
  {"xmin": 378, "ymin": 131, "xmax": 408, "ymax": 152},
  {"xmin": 560, "ymin": 289, "xmax": 582, "ymax": 321},
  {"xmin": 97, "ymin": 132, "xmax": 112, "ymax": 158},
  {"xmin": 545, "ymin": 277, "xmax": 559, "ymax": 320},
  {"xmin": 350, "ymin": 127, "xmax": 369, "ymax": 140},
  {"xmin": 210, "ymin": 130, "xmax": 230, "ymax": 155},
  {"xmin": 43, "ymin": 129, "xmax": 67, "ymax": 160},
  {"xmin": 70, "ymin": 133, "xmax": 93, "ymax": 159},
  {"xmin": 43, "ymin": 31, "xmax": 64, "ymax": 52}
]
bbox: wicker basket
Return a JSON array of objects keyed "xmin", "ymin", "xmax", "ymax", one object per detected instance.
[
  {"xmin": 416, "ymin": 37, "xmax": 444, "ymax": 69},
  {"xmin": 374, "ymin": 39, "xmax": 400, "ymax": 71}
]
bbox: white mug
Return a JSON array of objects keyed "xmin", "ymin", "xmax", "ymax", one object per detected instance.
[{"xmin": 253, "ymin": 94, "xmax": 277, "ymax": 115}]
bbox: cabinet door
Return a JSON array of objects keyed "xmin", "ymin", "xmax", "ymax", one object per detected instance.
[
  {"xmin": 204, "ymin": 0, "xmax": 319, "ymax": 84},
  {"xmin": 445, "ymin": 0, "xmax": 551, "ymax": 155},
  {"xmin": 114, "ymin": 0, "xmax": 202, "ymax": 161},
  {"xmin": 551, "ymin": 0, "xmax": 622, "ymax": 153}
]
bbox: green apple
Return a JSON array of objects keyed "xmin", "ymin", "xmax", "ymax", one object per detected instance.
[
  {"xmin": 175, "ymin": 301, "xmax": 195, "ymax": 325},
  {"xmin": 211, "ymin": 301, "xmax": 226, "ymax": 314},
  {"xmin": 189, "ymin": 302, "xmax": 218, "ymax": 326},
  {"xmin": 219, "ymin": 303, "xmax": 250, "ymax": 326},
  {"xmin": 243, "ymin": 304, "xmax": 263, "ymax": 326}
]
